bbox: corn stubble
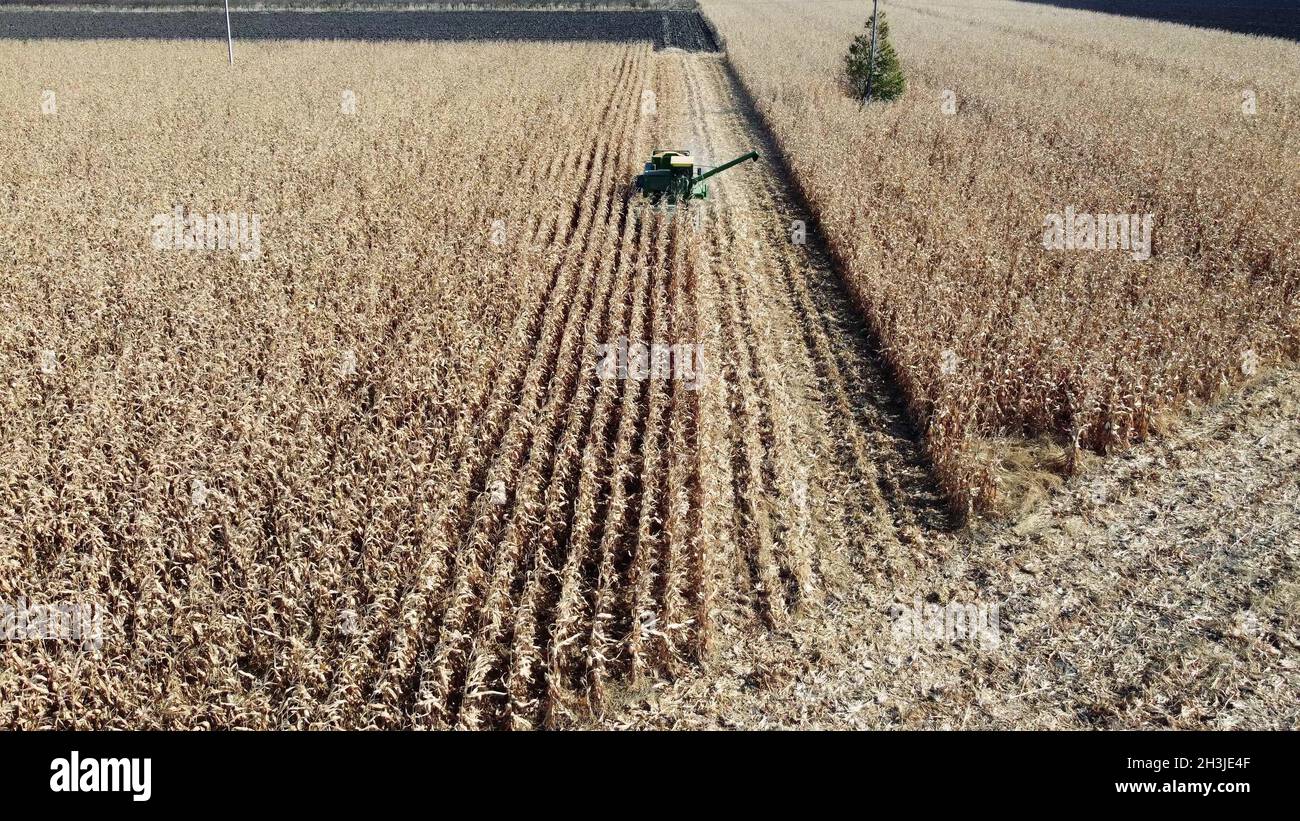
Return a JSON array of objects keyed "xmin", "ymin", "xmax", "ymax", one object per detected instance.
[
  {"xmin": 0, "ymin": 40, "xmax": 805, "ymax": 729},
  {"xmin": 703, "ymin": 0, "xmax": 1299, "ymax": 517}
]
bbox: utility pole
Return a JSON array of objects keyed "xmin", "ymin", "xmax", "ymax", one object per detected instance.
[
  {"xmin": 224, "ymin": 0, "xmax": 234, "ymax": 65},
  {"xmin": 863, "ymin": 0, "xmax": 880, "ymax": 104}
]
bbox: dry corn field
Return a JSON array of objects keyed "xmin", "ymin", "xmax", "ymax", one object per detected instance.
[
  {"xmin": 1, "ymin": 39, "xmax": 693, "ymax": 728},
  {"xmin": 704, "ymin": 0, "xmax": 1299, "ymax": 517},
  {"xmin": 0, "ymin": 33, "xmax": 938, "ymax": 728},
  {"xmin": 1, "ymin": 0, "xmax": 1297, "ymax": 732}
]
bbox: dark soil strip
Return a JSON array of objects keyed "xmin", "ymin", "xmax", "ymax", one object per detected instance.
[
  {"xmin": 1017, "ymin": 0, "xmax": 1299, "ymax": 41},
  {"xmin": 0, "ymin": 9, "xmax": 719, "ymax": 50}
]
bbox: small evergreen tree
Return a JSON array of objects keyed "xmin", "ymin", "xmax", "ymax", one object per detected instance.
[{"xmin": 844, "ymin": 9, "xmax": 906, "ymax": 103}]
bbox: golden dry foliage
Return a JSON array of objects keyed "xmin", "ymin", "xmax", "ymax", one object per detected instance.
[
  {"xmin": 702, "ymin": 0, "xmax": 1299, "ymax": 515},
  {"xmin": 0, "ymin": 39, "xmax": 760, "ymax": 728}
]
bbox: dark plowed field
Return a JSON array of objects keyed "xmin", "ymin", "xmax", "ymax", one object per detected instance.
[
  {"xmin": 0, "ymin": 9, "xmax": 719, "ymax": 49},
  {"xmin": 1020, "ymin": 0, "xmax": 1300, "ymax": 40}
]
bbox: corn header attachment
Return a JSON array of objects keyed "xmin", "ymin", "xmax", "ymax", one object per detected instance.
[{"xmin": 634, "ymin": 149, "xmax": 759, "ymax": 203}]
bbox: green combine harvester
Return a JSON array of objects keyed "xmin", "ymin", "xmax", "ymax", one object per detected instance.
[{"xmin": 634, "ymin": 149, "xmax": 759, "ymax": 203}]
